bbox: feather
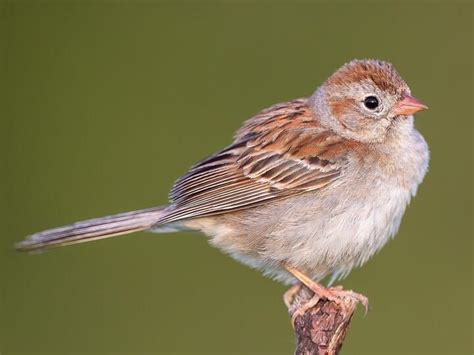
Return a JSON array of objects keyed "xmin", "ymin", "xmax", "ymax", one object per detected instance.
[{"xmin": 157, "ymin": 98, "xmax": 353, "ymax": 225}]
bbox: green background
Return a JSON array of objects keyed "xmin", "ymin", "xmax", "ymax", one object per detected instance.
[{"xmin": 1, "ymin": 1, "xmax": 472, "ymax": 354}]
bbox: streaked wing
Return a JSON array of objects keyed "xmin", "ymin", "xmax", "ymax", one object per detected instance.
[{"xmin": 158, "ymin": 98, "xmax": 349, "ymax": 224}]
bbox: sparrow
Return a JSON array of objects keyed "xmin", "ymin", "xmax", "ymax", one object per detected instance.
[{"xmin": 17, "ymin": 59, "xmax": 429, "ymax": 315}]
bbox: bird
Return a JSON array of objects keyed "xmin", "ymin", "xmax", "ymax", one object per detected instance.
[{"xmin": 16, "ymin": 59, "xmax": 429, "ymax": 316}]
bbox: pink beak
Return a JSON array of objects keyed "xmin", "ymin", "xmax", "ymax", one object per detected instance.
[{"xmin": 393, "ymin": 95, "xmax": 428, "ymax": 116}]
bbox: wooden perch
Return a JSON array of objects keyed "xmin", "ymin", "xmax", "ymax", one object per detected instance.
[{"xmin": 285, "ymin": 285, "xmax": 358, "ymax": 355}]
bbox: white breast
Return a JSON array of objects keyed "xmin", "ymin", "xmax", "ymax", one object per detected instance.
[
  {"xmin": 302, "ymin": 123, "xmax": 429, "ymax": 282},
  {"xmin": 259, "ymin": 122, "xmax": 429, "ymax": 282}
]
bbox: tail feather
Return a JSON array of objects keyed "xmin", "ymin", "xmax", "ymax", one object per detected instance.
[{"xmin": 16, "ymin": 206, "xmax": 167, "ymax": 252}]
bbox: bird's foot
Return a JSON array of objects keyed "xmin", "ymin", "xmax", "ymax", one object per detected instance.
[
  {"xmin": 289, "ymin": 291, "xmax": 321, "ymax": 327},
  {"xmin": 325, "ymin": 286, "xmax": 369, "ymax": 316},
  {"xmin": 283, "ymin": 283, "xmax": 302, "ymax": 308},
  {"xmin": 284, "ymin": 264, "xmax": 369, "ymax": 326}
]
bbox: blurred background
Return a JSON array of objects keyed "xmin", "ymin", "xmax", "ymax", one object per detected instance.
[{"xmin": 1, "ymin": 1, "xmax": 472, "ymax": 354}]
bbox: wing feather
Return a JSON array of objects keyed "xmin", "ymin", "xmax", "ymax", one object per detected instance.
[{"xmin": 158, "ymin": 98, "xmax": 352, "ymax": 224}]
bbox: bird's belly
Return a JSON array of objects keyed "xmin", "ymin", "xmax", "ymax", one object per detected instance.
[
  {"xmin": 309, "ymin": 183, "xmax": 412, "ymax": 282},
  {"xmin": 184, "ymin": 179, "xmax": 413, "ymax": 284}
]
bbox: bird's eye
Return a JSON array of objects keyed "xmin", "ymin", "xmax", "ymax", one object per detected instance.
[{"xmin": 363, "ymin": 96, "xmax": 379, "ymax": 110}]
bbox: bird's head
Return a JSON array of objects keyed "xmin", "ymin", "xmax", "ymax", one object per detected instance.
[{"xmin": 311, "ymin": 59, "xmax": 427, "ymax": 143}]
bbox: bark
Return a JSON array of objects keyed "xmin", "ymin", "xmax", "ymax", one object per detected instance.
[{"xmin": 286, "ymin": 286, "xmax": 358, "ymax": 355}]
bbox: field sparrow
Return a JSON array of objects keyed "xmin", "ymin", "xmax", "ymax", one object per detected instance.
[{"xmin": 17, "ymin": 59, "xmax": 429, "ymax": 312}]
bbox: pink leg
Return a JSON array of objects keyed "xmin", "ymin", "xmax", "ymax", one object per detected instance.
[{"xmin": 285, "ymin": 264, "xmax": 369, "ymax": 317}]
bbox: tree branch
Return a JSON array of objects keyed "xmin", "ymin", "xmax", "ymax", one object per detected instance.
[{"xmin": 285, "ymin": 286, "xmax": 358, "ymax": 355}]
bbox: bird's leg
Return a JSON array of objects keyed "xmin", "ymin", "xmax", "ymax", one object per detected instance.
[
  {"xmin": 283, "ymin": 283, "xmax": 302, "ymax": 308},
  {"xmin": 284, "ymin": 264, "xmax": 369, "ymax": 319}
]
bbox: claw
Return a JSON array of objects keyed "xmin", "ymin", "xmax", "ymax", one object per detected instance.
[
  {"xmin": 290, "ymin": 293, "xmax": 320, "ymax": 327},
  {"xmin": 283, "ymin": 283, "xmax": 302, "ymax": 308},
  {"xmin": 284, "ymin": 264, "xmax": 369, "ymax": 320},
  {"xmin": 329, "ymin": 288, "xmax": 369, "ymax": 315}
]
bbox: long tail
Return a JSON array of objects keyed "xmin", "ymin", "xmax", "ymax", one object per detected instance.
[{"xmin": 16, "ymin": 206, "xmax": 168, "ymax": 252}]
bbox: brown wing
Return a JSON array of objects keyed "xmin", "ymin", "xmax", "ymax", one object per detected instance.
[{"xmin": 158, "ymin": 98, "xmax": 350, "ymax": 224}]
